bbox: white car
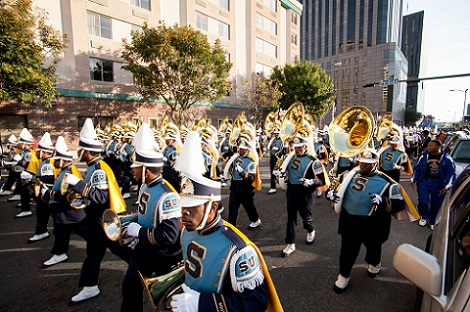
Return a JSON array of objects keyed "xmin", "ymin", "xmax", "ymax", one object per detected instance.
[{"xmin": 393, "ymin": 169, "xmax": 470, "ymax": 312}]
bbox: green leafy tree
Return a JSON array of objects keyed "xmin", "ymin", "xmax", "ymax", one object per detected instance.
[
  {"xmin": 0, "ymin": 0, "xmax": 68, "ymax": 106},
  {"xmin": 270, "ymin": 60, "xmax": 335, "ymax": 119},
  {"xmin": 122, "ymin": 23, "xmax": 232, "ymax": 125},
  {"xmin": 238, "ymin": 74, "xmax": 282, "ymax": 127},
  {"xmin": 404, "ymin": 108, "xmax": 423, "ymax": 127}
]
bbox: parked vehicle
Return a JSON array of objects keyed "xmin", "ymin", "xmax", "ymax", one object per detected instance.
[{"xmin": 393, "ymin": 169, "xmax": 470, "ymax": 312}]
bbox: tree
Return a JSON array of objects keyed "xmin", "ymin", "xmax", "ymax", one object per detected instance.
[
  {"xmin": 122, "ymin": 23, "xmax": 232, "ymax": 125},
  {"xmin": 404, "ymin": 108, "xmax": 423, "ymax": 127},
  {"xmin": 0, "ymin": 0, "xmax": 68, "ymax": 107},
  {"xmin": 270, "ymin": 60, "xmax": 335, "ymax": 119},
  {"xmin": 238, "ymin": 74, "xmax": 282, "ymax": 127}
]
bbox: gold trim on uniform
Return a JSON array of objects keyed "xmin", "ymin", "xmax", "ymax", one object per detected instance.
[{"xmin": 147, "ymin": 229, "xmax": 159, "ymax": 245}]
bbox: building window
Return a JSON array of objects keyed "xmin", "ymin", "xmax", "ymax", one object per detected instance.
[
  {"xmin": 196, "ymin": 13, "xmax": 208, "ymax": 32},
  {"xmin": 291, "ymin": 13, "xmax": 298, "ymax": 25},
  {"xmin": 218, "ymin": 21, "xmax": 229, "ymax": 39},
  {"xmin": 256, "ymin": 13, "xmax": 277, "ymax": 35},
  {"xmin": 131, "ymin": 0, "xmax": 150, "ymax": 10},
  {"xmin": 87, "ymin": 11, "xmax": 112, "ymax": 39},
  {"xmin": 258, "ymin": 0, "xmax": 276, "ymax": 12},
  {"xmin": 90, "ymin": 57, "xmax": 114, "ymax": 82},
  {"xmin": 148, "ymin": 117, "xmax": 158, "ymax": 129},
  {"xmin": 255, "ymin": 63, "xmax": 273, "ymax": 77},
  {"xmin": 291, "ymin": 34, "xmax": 298, "ymax": 45},
  {"xmin": 255, "ymin": 38, "xmax": 277, "ymax": 58},
  {"xmin": 219, "ymin": 0, "xmax": 229, "ymax": 11}
]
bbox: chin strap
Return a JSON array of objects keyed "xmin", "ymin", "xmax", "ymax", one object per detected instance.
[{"xmin": 196, "ymin": 196, "xmax": 214, "ymax": 231}]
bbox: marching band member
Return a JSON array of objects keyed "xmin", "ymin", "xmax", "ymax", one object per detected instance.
[
  {"xmin": 0, "ymin": 134, "xmax": 21, "ymax": 196},
  {"xmin": 378, "ymin": 136, "xmax": 408, "ymax": 182},
  {"xmin": 40, "ymin": 136, "xmax": 87, "ymax": 267},
  {"xmin": 267, "ymin": 127, "xmax": 283, "ymax": 195},
  {"xmin": 66, "ymin": 118, "xmax": 132, "ymax": 304},
  {"xmin": 171, "ymin": 133, "xmax": 283, "ymax": 312},
  {"xmin": 226, "ymin": 135, "xmax": 261, "ymax": 229},
  {"xmin": 327, "ymin": 149, "xmax": 405, "ymax": 293},
  {"xmin": 120, "ymin": 123, "xmax": 182, "ymax": 311},
  {"xmin": 118, "ymin": 130, "xmax": 135, "ymax": 199},
  {"xmin": 313, "ymin": 135, "xmax": 328, "ymax": 197},
  {"xmin": 28, "ymin": 132, "xmax": 56, "ymax": 243},
  {"xmin": 280, "ymin": 135, "xmax": 327, "ymax": 257},
  {"xmin": 16, "ymin": 128, "xmax": 39, "ymax": 218},
  {"xmin": 162, "ymin": 130, "xmax": 181, "ymax": 190}
]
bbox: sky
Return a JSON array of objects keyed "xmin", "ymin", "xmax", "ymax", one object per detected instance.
[{"xmin": 403, "ymin": 0, "xmax": 470, "ymax": 122}]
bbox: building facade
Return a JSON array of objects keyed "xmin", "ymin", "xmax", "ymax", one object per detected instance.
[
  {"xmin": 0, "ymin": 0, "xmax": 302, "ymax": 147},
  {"xmin": 299, "ymin": 0, "xmax": 407, "ymax": 126},
  {"xmin": 401, "ymin": 10, "xmax": 428, "ymax": 115}
]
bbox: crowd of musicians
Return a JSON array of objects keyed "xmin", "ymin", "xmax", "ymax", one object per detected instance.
[{"xmin": 0, "ymin": 103, "xmax": 458, "ymax": 311}]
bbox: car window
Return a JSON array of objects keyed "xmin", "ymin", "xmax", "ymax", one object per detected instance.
[
  {"xmin": 446, "ymin": 177, "xmax": 470, "ymax": 294},
  {"xmin": 451, "ymin": 140, "xmax": 470, "ymax": 161}
]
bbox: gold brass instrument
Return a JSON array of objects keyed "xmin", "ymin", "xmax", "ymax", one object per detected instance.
[
  {"xmin": 139, "ymin": 262, "xmax": 185, "ymax": 312},
  {"xmin": 264, "ymin": 111, "xmax": 277, "ymax": 136},
  {"xmin": 328, "ymin": 106, "xmax": 375, "ymax": 158},
  {"xmin": 34, "ymin": 179, "xmax": 52, "ymax": 202},
  {"xmin": 102, "ymin": 209, "xmax": 138, "ymax": 246},
  {"xmin": 191, "ymin": 116, "xmax": 207, "ymax": 134},
  {"xmin": 327, "ymin": 106, "xmax": 375, "ymax": 192},
  {"xmin": 218, "ymin": 116, "xmax": 229, "ymax": 134},
  {"xmin": 376, "ymin": 112, "xmax": 393, "ymax": 141},
  {"xmin": 279, "ymin": 102, "xmax": 304, "ymax": 143},
  {"xmin": 229, "ymin": 112, "xmax": 247, "ymax": 145},
  {"xmin": 60, "ymin": 174, "xmax": 87, "ymax": 209}
]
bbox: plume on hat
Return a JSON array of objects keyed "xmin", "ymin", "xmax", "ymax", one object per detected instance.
[{"xmin": 174, "ymin": 131, "xmax": 205, "ymax": 177}]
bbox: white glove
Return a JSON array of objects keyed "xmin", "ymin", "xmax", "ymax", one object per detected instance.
[
  {"xmin": 235, "ymin": 164, "xmax": 243, "ymax": 173},
  {"xmin": 393, "ymin": 164, "xmax": 404, "ymax": 171},
  {"xmin": 40, "ymin": 185, "xmax": 49, "ymax": 197},
  {"xmin": 326, "ymin": 190, "xmax": 340, "ymax": 203},
  {"xmin": 369, "ymin": 193, "xmax": 382, "ymax": 205},
  {"xmin": 171, "ymin": 284, "xmax": 200, "ymax": 312},
  {"xmin": 20, "ymin": 171, "xmax": 33, "ymax": 180},
  {"xmin": 162, "ymin": 156, "xmax": 168, "ymax": 163},
  {"xmin": 13, "ymin": 154, "xmax": 22, "ymax": 161},
  {"xmin": 126, "ymin": 222, "xmax": 142, "ymax": 237},
  {"xmin": 65, "ymin": 173, "xmax": 81, "ymax": 186},
  {"xmin": 300, "ymin": 178, "xmax": 320, "ymax": 187},
  {"xmin": 272, "ymin": 147, "xmax": 279, "ymax": 152}
]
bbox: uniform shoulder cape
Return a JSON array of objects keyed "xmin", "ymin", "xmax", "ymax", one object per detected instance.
[
  {"xmin": 98, "ymin": 159, "xmax": 126, "ymax": 214},
  {"xmin": 224, "ymin": 222, "xmax": 284, "ymax": 312}
]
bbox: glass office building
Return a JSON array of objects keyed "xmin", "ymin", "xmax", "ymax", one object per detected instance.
[{"xmin": 299, "ymin": 0, "xmax": 408, "ymax": 126}]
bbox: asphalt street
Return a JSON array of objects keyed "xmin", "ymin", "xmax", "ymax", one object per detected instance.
[{"xmin": 0, "ymin": 157, "xmax": 431, "ymax": 312}]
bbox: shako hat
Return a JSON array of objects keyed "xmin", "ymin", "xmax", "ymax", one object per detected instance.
[
  {"xmin": 79, "ymin": 118, "xmax": 103, "ymax": 152},
  {"xmin": 53, "ymin": 136, "xmax": 73, "ymax": 161},
  {"xmin": 130, "ymin": 123, "xmax": 163, "ymax": 168},
  {"xmin": 37, "ymin": 132, "xmax": 54, "ymax": 152},
  {"xmin": 18, "ymin": 128, "xmax": 34, "ymax": 144}
]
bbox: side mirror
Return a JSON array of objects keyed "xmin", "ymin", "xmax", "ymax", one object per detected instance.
[{"xmin": 393, "ymin": 244, "xmax": 449, "ymax": 308}]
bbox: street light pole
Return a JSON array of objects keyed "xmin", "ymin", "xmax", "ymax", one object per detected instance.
[{"xmin": 449, "ymin": 88, "xmax": 468, "ymax": 123}]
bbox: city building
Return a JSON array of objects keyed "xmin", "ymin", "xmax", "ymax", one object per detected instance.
[
  {"xmin": 299, "ymin": 0, "xmax": 408, "ymax": 126},
  {"xmin": 0, "ymin": 0, "xmax": 302, "ymax": 147},
  {"xmin": 401, "ymin": 10, "xmax": 428, "ymax": 116}
]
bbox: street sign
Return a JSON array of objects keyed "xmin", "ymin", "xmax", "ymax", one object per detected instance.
[{"xmin": 379, "ymin": 78, "xmax": 399, "ymax": 86}]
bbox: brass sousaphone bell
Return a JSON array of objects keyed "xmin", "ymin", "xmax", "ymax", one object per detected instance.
[{"xmin": 139, "ymin": 262, "xmax": 185, "ymax": 311}]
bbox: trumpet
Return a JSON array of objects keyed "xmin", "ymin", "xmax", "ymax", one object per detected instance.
[
  {"xmin": 102, "ymin": 209, "xmax": 138, "ymax": 246},
  {"xmin": 139, "ymin": 262, "xmax": 185, "ymax": 312}
]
